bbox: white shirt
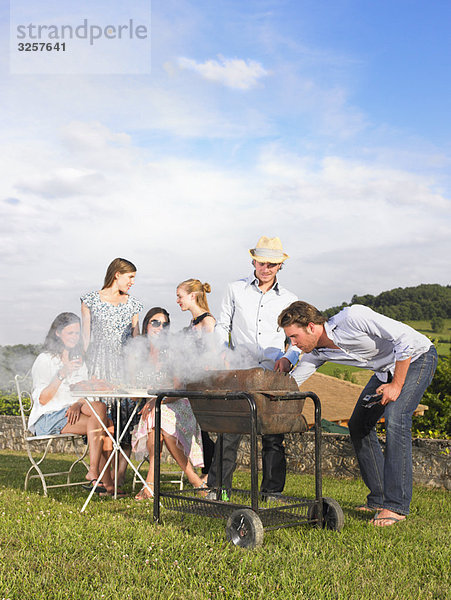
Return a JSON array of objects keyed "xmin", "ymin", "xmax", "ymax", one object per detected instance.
[
  {"xmin": 215, "ymin": 274, "xmax": 300, "ymax": 369},
  {"xmin": 291, "ymin": 305, "xmax": 433, "ymax": 385},
  {"xmin": 29, "ymin": 352, "xmax": 88, "ymax": 434}
]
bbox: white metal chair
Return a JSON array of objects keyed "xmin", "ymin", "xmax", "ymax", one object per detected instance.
[{"xmin": 15, "ymin": 373, "xmax": 90, "ymax": 496}]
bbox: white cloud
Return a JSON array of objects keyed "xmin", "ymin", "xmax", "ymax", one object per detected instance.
[
  {"xmin": 1, "ymin": 2, "xmax": 450, "ymax": 346},
  {"xmin": 1, "ymin": 122, "xmax": 449, "ymax": 344},
  {"xmin": 177, "ymin": 55, "xmax": 269, "ymax": 90}
]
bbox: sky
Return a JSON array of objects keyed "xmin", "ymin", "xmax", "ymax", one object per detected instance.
[{"xmin": 1, "ymin": 0, "xmax": 450, "ymax": 345}]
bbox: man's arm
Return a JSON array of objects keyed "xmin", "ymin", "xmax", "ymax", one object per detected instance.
[
  {"xmin": 215, "ymin": 283, "xmax": 235, "ymax": 348},
  {"xmin": 274, "ymin": 290, "xmax": 301, "ymax": 371},
  {"xmin": 376, "ymin": 357, "xmax": 412, "ymax": 405},
  {"xmin": 347, "ymin": 305, "xmax": 424, "ymax": 363},
  {"xmin": 290, "ymin": 353, "xmax": 324, "ymax": 386}
]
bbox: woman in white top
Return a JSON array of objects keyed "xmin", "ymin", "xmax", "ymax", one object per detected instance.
[{"xmin": 30, "ymin": 312, "xmax": 114, "ymax": 494}]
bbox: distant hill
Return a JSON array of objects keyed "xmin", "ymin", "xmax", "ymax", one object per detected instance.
[
  {"xmin": 323, "ymin": 284, "xmax": 451, "ymax": 321},
  {"xmin": 0, "ymin": 344, "xmax": 41, "ymax": 390}
]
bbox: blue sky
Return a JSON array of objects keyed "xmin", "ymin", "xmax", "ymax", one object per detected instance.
[{"xmin": 1, "ymin": 0, "xmax": 450, "ymax": 344}]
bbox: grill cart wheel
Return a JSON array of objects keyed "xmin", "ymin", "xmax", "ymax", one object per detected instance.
[
  {"xmin": 308, "ymin": 497, "xmax": 344, "ymax": 531},
  {"xmin": 226, "ymin": 509, "xmax": 264, "ymax": 549}
]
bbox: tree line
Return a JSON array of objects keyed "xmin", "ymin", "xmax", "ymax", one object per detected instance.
[{"xmin": 322, "ymin": 283, "xmax": 451, "ymax": 321}]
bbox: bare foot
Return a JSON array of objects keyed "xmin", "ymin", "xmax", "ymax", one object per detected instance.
[
  {"xmin": 85, "ymin": 471, "xmax": 98, "ymax": 483},
  {"xmin": 135, "ymin": 484, "xmax": 154, "ymax": 501},
  {"xmin": 371, "ymin": 509, "xmax": 406, "ymax": 527},
  {"xmin": 99, "ymin": 485, "xmax": 126, "ymax": 498},
  {"xmin": 356, "ymin": 504, "xmax": 377, "ymax": 512}
]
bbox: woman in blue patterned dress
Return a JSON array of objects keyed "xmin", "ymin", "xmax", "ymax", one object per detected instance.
[{"xmin": 81, "ymin": 257, "xmax": 144, "ymax": 488}]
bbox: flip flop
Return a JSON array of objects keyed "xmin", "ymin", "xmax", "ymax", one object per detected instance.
[
  {"xmin": 371, "ymin": 515, "xmax": 406, "ymax": 527},
  {"xmin": 82, "ymin": 479, "xmax": 107, "ymax": 494}
]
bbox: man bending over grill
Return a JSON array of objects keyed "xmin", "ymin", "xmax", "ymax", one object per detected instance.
[
  {"xmin": 278, "ymin": 301, "xmax": 437, "ymax": 527},
  {"xmin": 207, "ymin": 236, "xmax": 300, "ymax": 500}
]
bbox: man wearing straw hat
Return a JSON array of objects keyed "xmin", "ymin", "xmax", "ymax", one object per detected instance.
[{"xmin": 207, "ymin": 236, "xmax": 299, "ymax": 500}]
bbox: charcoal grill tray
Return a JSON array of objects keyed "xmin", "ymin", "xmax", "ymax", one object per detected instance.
[
  {"xmin": 184, "ymin": 389, "xmax": 308, "ymax": 435},
  {"xmin": 183, "ymin": 368, "xmax": 308, "ymax": 435}
]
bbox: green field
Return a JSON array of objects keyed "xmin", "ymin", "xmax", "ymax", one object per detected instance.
[
  {"xmin": 0, "ymin": 451, "xmax": 449, "ymax": 600},
  {"xmin": 405, "ymin": 319, "xmax": 451, "ymax": 358}
]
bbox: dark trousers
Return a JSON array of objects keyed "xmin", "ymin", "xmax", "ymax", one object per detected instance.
[
  {"xmin": 200, "ymin": 430, "xmax": 215, "ymax": 475},
  {"xmin": 207, "ymin": 432, "xmax": 286, "ymax": 494}
]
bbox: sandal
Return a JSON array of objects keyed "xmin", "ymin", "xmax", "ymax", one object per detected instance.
[
  {"xmin": 82, "ymin": 479, "xmax": 107, "ymax": 494},
  {"xmin": 199, "ymin": 481, "xmax": 209, "ymax": 498},
  {"xmin": 371, "ymin": 514, "xmax": 406, "ymax": 527}
]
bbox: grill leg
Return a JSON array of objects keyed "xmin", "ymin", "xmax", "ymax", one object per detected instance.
[{"xmin": 153, "ymin": 394, "xmax": 164, "ymax": 523}]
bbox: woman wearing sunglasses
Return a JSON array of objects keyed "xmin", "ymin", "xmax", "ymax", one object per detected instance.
[{"xmin": 132, "ymin": 307, "xmax": 205, "ymax": 500}]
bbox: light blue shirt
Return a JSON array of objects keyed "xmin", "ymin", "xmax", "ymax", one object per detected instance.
[
  {"xmin": 291, "ymin": 305, "xmax": 433, "ymax": 385},
  {"xmin": 215, "ymin": 274, "xmax": 300, "ymax": 370}
]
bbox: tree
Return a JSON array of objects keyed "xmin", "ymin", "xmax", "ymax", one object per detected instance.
[
  {"xmin": 431, "ymin": 317, "xmax": 444, "ymax": 333},
  {"xmin": 325, "ymin": 284, "xmax": 451, "ymax": 321},
  {"xmin": 412, "ymin": 354, "xmax": 451, "ymax": 437}
]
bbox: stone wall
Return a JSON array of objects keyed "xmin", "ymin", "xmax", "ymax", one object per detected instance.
[
  {"xmin": 0, "ymin": 415, "xmax": 176, "ymax": 461},
  {"xmin": 1, "ymin": 416, "xmax": 449, "ymax": 489},
  {"xmin": 236, "ymin": 432, "xmax": 450, "ymax": 490}
]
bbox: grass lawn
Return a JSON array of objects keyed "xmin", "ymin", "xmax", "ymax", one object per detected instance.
[{"xmin": 0, "ymin": 451, "xmax": 449, "ymax": 600}]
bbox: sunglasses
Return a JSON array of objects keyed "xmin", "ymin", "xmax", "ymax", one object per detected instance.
[
  {"xmin": 149, "ymin": 320, "xmax": 169, "ymax": 329},
  {"xmin": 257, "ymin": 262, "xmax": 279, "ymax": 269}
]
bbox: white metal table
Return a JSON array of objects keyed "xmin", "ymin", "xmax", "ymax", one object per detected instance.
[{"xmin": 71, "ymin": 389, "xmax": 155, "ymax": 512}]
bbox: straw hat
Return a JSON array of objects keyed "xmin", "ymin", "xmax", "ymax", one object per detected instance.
[{"xmin": 249, "ymin": 236, "xmax": 289, "ymax": 263}]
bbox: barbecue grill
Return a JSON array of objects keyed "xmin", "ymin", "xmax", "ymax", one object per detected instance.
[{"xmin": 150, "ymin": 368, "xmax": 344, "ymax": 549}]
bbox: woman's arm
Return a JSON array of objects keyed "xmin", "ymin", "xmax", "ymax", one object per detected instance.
[
  {"xmin": 81, "ymin": 302, "xmax": 91, "ymax": 352},
  {"xmin": 38, "ymin": 359, "xmax": 81, "ymax": 405},
  {"xmin": 131, "ymin": 313, "xmax": 140, "ymax": 337},
  {"xmin": 38, "ymin": 374, "xmax": 64, "ymax": 405}
]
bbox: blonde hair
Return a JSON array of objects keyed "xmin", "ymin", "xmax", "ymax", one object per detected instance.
[
  {"xmin": 178, "ymin": 279, "xmax": 211, "ymax": 312},
  {"xmin": 102, "ymin": 258, "xmax": 137, "ymax": 290}
]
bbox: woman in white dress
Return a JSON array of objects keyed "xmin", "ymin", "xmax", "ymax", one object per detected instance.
[{"xmin": 132, "ymin": 307, "xmax": 205, "ymax": 500}]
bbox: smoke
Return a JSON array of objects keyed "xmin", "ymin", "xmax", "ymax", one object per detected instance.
[
  {"xmin": 0, "ymin": 329, "xmax": 266, "ymax": 393},
  {"xmin": 121, "ymin": 328, "xmax": 255, "ymax": 390}
]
